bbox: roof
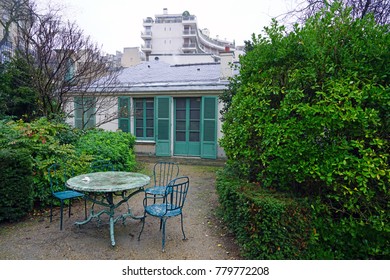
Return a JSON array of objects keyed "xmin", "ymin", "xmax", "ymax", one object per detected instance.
[{"xmin": 92, "ymin": 61, "xmax": 229, "ymax": 94}]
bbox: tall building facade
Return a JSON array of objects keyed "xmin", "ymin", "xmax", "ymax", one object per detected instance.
[{"xmin": 141, "ymin": 8, "xmax": 235, "ymax": 61}]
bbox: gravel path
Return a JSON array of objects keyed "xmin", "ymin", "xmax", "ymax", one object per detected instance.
[{"xmin": 0, "ymin": 163, "xmax": 241, "ymax": 260}]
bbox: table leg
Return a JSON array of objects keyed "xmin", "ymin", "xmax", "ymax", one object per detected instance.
[
  {"xmin": 109, "ymin": 216, "xmax": 115, "ymax": 246},
  {"xmin": 75, "ymin": 188, "xmax": 144, "ymax": 246}
]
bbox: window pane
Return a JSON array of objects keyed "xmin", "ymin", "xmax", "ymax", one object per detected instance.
[
  {"xmin": 176, "ymin": 110, "xmax": 186, "ymax": 119},
  {"xmin": 176, "ymin": 131, "xmax": 185, "ymax": 141},
  {"xmin": 135, "ymin": 100, "xmax": 143, "ymax": 108},
  {"xmin": 136, "ymin": 119, "xmax": 143, "ymax": 127},
  {"xmin": 135, "ymin": 109, "xmax": 143, "ymax": 117},
  {"xmin": 190, "ymin": 121, "xmax": 199, "ymax": 130},
  {"xmin": 134, "ymin": 98, "xmax": 155, "ymax": 139},
  {"xmin": 189, "ymin": 132, "xmax": 199, "ymax": 141},
  {"xmin": 190, "ymin": 98, "xmax": 200, "ymax": 108},
  {"xmin": 146, "ymin": 99, "xmax": 154, "ymax": 108},
  {"xmin": 146, "ymin": 108, "xmax": 154, "ymax": 118},
  {"xmin": 136, "ymin": 128, "xmax": 143, "ymax": 137},
  {"xmin": 146, "ymin": 119, "xmax": 154, "ymax": 127},
  {"xmin": 146, "ymin": 128, "xmax": 154, "ymax": 137},
  {"xmin": 176, "ymin": 98, "xmax": 186, "ymax": 108},
  {"xmin": 176, "ymin": 120, "xmax": 186, "ymax": 130},
  {"xmin": 190, "ymin": 109, "xmax": 200, "ymax": 119}
]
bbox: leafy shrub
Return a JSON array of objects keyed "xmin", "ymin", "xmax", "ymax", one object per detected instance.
[
  {"xmin": 0, "ymin": 118, "xmax": 91, "ymax": 208},
  {"xmin": 216, "ymin": 168, "xmax": 313, "ymax": 259},
  {"xmin": 0, "ymin": 148, "xmax": 33, "ymax": 222},
  {"xmin": 75, "ymin": 129, "xmax": 137, "ymax": 171},
  {"xmin": 219, "ymin": 4, "xmax": 389, "ymax": 258}
]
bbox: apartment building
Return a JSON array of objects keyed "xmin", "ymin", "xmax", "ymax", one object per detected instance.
[
  {"xmin": 141, "ymin": 8, "xmax": 235, "ymax": 61},
  {"xmin": 0, "ymin": 9, "xmax": 18, "ymax": 63}
]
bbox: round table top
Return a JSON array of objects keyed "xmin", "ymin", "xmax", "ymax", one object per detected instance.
[{"xmin": 66, "ymin": 171, "xmax": 150, "ymax": 192}]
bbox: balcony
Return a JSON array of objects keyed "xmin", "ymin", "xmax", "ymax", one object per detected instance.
[
  {"xmin": 141, "ymin": 31, "xmax": 152, "ymax": 39},
  {"xmin": 182, "ymin": 30, "xmax": 196, "ymax": 37},
  {"xmin": 182, "ymin": 15, "xmax": 196, "ymax": 25},
  {"xmin": 141, "ymin": 44, "xmax": 152, "ymax": 52},
  {"xmin": 143, "ymin": 17, "xmax": 153, "ymax": 26},
  {"xmin": 182, "ymin": 43, "xmax": 196, "ymax": 51}
]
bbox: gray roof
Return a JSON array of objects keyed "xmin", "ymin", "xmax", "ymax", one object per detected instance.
[{"xmin": 93, "ymin": 61, "xmax": 228, "ymax": 94}]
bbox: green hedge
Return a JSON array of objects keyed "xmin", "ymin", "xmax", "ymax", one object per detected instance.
[
  {"xmin": 0, "ymin": 148, "xmax": 33, "ymax": 222},
  {"xmin": 216, "ymin": 168, "xmax": 312, "ymax": 259},
  {"xmin": 75, "ymin": 129, "xmax": 137, "ymax": 171}
]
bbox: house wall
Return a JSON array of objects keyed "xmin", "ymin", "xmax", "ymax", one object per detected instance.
[{"xmin": 66, "ymin": 94, "xmax": 227, "ymax": 159}]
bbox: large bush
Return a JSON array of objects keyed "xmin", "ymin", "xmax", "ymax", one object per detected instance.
[
  {"xmin": 0, "ymin": 148, "xmax": 33, "ymax": 222},
  {"xmin": 75, "ymin": 129, "xmax": 137, "ymax": 171},
  {"xmin": 0, "ymin": 118, "xmax": 91, "ymax": 207},
  {"xmin": 220, "ymin": 4, "xmax": 389, "ymax": 258}
]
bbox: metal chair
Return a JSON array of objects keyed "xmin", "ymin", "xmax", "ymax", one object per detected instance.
[
  {"xmin": 144, "ymin": 161, "xmax": 179, "ymax": 198},
  {"xmin": 138, "ymin": 176, "xmax": 190, "ymax": 252},
  {"xmin": 90, "ymin": 159, "xmax": 114, "ymax": 172},
  {"xmin": 48, "ymin": 163, "xmax": 86, "ymax": 230}
]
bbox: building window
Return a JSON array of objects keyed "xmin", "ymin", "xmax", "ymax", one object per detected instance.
[
  {"xmin": 74, "ymin": 96, "xmax": 96, "ymax": 129},
  {"xmin": 134, "ymin": 98, "xmax": 154, "ymax": 139}
]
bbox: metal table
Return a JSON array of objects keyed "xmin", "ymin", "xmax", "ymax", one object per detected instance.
[{"xmin": 66, "ymin": 171, "xmax": 150, "ymax": 246}]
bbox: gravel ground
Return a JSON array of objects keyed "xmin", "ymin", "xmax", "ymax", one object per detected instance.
[{"xmin": 0, "ymin": 162, "xmax": 241, "ymax": 260}]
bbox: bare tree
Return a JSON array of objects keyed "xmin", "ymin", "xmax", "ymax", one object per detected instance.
[
  {"xmin": 14, "ymin": 1, "xmax": 120, "ymax": 129},
  {"xmin": 282, "ymin": 0, "xmax": 390, "ymax": 25}
]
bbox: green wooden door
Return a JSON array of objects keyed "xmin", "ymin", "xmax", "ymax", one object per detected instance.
[
  {"xmin": 201, "ymin": 96, "xmax": 217, "ymax": 159},
  {"xmin": 174, "ymin": 97, "xmax": 201, "ymax": 157},
  {"xmin": 155, "ymin": 97, "xmax": 171, "ymax": 156}
]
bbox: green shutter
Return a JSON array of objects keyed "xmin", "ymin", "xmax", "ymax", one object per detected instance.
[
  {"xmin": 155, "ymin": 96, "xmax": 171, "ymax": 156},
  {"xmin": 74, "ymin": 97, "xmax": 83, "ymax": 129},
  {"xmin": 118, "ymin": 97, "xmax": 130, "ymax": 132},
  {"xmin": 201, "ymin": 96, "xmax": 217, "ymax": 159},
  {"xmin": 74, "ymin": 96, "xmax": 96, "ymax": 129}
]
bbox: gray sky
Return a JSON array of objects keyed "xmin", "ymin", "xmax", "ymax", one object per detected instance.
[{"xmin": 38, "ymin": 0, "xmax": 294, "ymax": 54}]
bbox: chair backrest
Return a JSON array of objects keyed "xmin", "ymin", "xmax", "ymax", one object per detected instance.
[
  {"xmin": 90, "ymin": 159, "xmax": 114, "ymax": 172},
  {"xmin": 165, "ymin": 176, "xmax": 189, "ymax": 212},
  {"xmin": 153, "ymin": 161, "xmax": 179, "ymax": 187},
  {"xmin": 48, "ymin": 163, "xmax": 74, "ymax": 193}
]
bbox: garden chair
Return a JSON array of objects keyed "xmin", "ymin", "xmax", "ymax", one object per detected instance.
[
  {"xmin": 138, "ymin": 176, "xmax": 190, "ymax": 252},
  {"xmin": 48, "ymin": 163, "xmax": 87, "ymax": 230},
  {"xmin": 144, "ymin": 161, "xmax": 179, "ymax": 199},
  {"xmin": 90, "ymin": 159, "xmax": 114, "ymax": 172}
]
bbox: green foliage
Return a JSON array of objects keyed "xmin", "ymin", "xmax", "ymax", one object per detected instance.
[
  {"xmin": 0, "ymin": 119, "xmax": 138, "ymax": 210},
  {"xmin": 0, "ymin": 56, "xmax": 40, "ymax": 121},
  {"xmin": 0, "ymin": 118, "xmax": 91, "ymax": 207},
  {"xmin": 220, "ymin": 3, "xmax": 389, "ymax": 259},
  {"xmin": 75, "ymin": 129, "xmax": 137, "ymax": 171},
  {"xmin": 0, "ymin": 148, "xmax": 33, "ymax": 222},
  {"xmin": 216, "ymin": 168, "xmax": 312, "ymax": 259}
]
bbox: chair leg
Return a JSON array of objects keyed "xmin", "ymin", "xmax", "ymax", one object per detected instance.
[
  {"xmin": 60, "ymin": 201, "xmax": 64, "ymax": 230},
  {"xmin": 138, "ymin": 215, "xmax": 146, "ymax": 241},
  {"xmin": 161, "ymin": 218, "xmax": 167, "ymax": 252},
  {"xmin": 180, "ymin": 213, "xmax": 187, "ymax": 240}
]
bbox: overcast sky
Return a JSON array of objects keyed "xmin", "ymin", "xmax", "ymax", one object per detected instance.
[{"xmin": 37, "ymin": 0, "xmax": 295, "ymax": 54}]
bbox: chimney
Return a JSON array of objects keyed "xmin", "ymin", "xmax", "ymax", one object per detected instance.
[
  {"xmin": 220, "ymin": 51, "xmax": 234, "ymax": 80},
  {"xmin": 163, "ymin": 8, "xmax": 168, "ymax": 14}
]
